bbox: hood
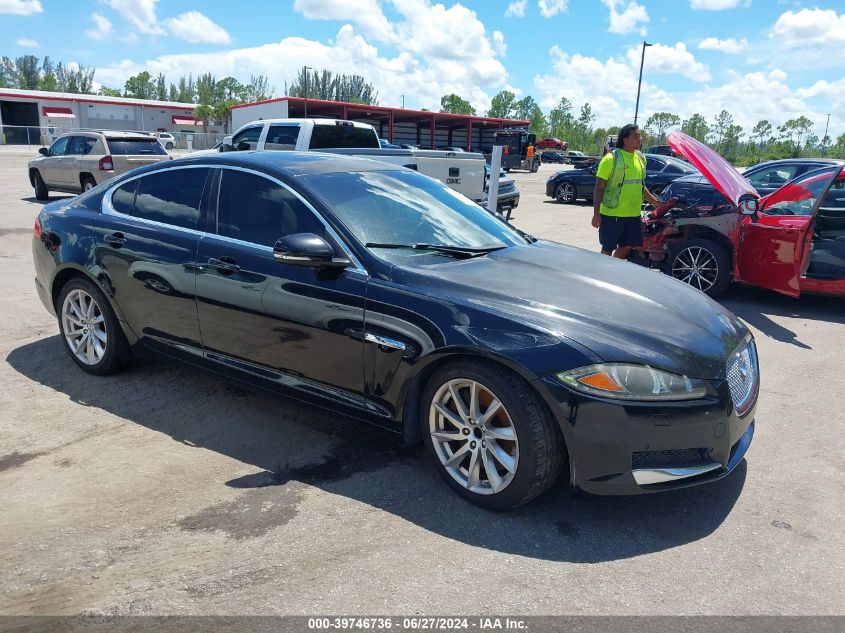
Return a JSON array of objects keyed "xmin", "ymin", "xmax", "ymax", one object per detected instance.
[
  {"xmin": 668, "ymin": 131, "xmax": 758, "ymax": 206},
  {"xmin": 392, "ymin": 241, "xmax": 749, "ymax": 379}
]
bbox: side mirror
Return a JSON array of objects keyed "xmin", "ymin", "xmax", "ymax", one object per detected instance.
[
  {"xmin": 273, "ymin": 233, "xmax": 351, "ymax": 269},
  {"xmin": 38, "ymin": 147, "xmax": 49, "ymax": 156},
  {"xmin": 739, "ymin": 198, "xmax": 759, "ymax": 220},
  {"xmin": 219, "ymin": 135, "xmax": 234, "ymax": 152}
]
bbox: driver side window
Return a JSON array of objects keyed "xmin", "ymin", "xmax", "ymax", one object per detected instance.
[
  {"xmin": 49, "ymin": 136, "xmax": 70, "ymax": 156},
  {"xmin": 231, "ymin": 126, "xmax": 262, "ymax": 151}
]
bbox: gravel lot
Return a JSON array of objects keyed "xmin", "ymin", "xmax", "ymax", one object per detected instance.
[{"xmin": 0, "ymin": 155, "xmax": 843, "ymax": 616}]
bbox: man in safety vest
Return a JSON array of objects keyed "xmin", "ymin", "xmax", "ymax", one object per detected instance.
[{"xmin": 591, "ymin": 124, "xmax": 660, "ymax": 258}]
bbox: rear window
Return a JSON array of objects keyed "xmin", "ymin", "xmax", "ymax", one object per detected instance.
[
  {"xmin": 106, "ymin": 138, "xmax": 167, "ymax": 156},
  {"xmin": 308, "ymin": 124, "xmax": 380, "ymax": 150}
]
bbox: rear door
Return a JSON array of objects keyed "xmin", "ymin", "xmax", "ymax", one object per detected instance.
[
  {"xmin": 736, "ymin": 166, "xmax": 842, "ymax": 297},
  {"xmin": 65, "ymin": 135, "xmax": 98, "ymax": 190},
  {"xmin": 95, "ymin": 166, "xmax": 212, "ymax": 354},
  {"xmin": 106, "ymin": 137, "xmax": 169, "ymax": 175},
  {"xmin": 195, "ymin": 167, "xmax": 368, "ymax": 400},
  {"xmin": 264, "ymin": 123, "xmax": 301, "ymax": 150}
]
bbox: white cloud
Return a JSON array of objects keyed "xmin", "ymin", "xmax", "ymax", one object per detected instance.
[
  {"xmin": 505, "ymin": 1, "xmax": 526, "ymax": 18},
  {"xmin": 626, "ymin": 42, "xmax": 710, "ymax": 82},
  {"xmin": 86, "ymin": 13, "xmax": 113, "ymax": 41},
  {"xmin": 771, "ymin": 8, "xmax": 845, "ymax": 47},
  {"xmin": 492, "ymin": 31, "xmax": 507, "ymax": 57},
  {"xmin": 602, "ymin": 0, "xmax": 649, "ymax": 35},
  {"xmin": 698, "ymin": 36, "xmax": 749, "ymax": 54},
  {"xmin": 293, "ymin": 0, "xmax": 392, "ymax": 41},
  {"xmin": 0, "ymin": 0, "xmax": 42, "ymax": 15},
  {"xmin": 538, "ymin": 0, "xmax": 567, "ymax": 19},
  {"xmin": 16, "ymin": 38, "xmax": 38, "ymax": 47},
  {"xmin": 163, "ymin": 11, "xmax": 231, "ymax": 45},
  {"xmin": 689, "ymin": 0, "xmax": 743, "ymax": 10},
  {"xmin": 100, "ymin": 0, "xmax": 164, "ymax": 35}
]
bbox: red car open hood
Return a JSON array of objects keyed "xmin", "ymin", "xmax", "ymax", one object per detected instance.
[{"xmin": 667, "ymin": 131, "xmax": 759, "ymax": 206}]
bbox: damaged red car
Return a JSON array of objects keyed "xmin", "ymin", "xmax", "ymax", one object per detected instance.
[{"xmin": 637, "ymin": 131, "xmax": 845, "ymax": 298}]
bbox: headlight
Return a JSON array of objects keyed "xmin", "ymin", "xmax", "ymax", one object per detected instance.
[{"xmin": 556, "ymin": 364, "xmax": 707, "ymax": 401}]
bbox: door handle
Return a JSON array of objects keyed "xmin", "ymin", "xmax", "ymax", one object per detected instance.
[
  {"xmin": 104, "ymin": 232, "xmax": 126, "ymax": 247},
  {"xmin": 207, "ymin": 257, "xmax": 240, "ymax": 273}
]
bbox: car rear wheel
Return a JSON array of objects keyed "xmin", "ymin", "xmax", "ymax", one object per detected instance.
[
  {"xmin": 555, "ymin": 182, "xmax": 576, "ymax": 204},
  {"xmin": 421, "ymin": 361, "xmax": 564, "ymax": 510},
  {"xmin": 58, "ymin": 277, "xmax": 132, "ymax": 375},
  {"xmin": 81, "ymin": 176, "xmax": 96, "ymax": 192},
  {"xmin": 33, "ymin": 170, "xmax": 48, "ymax": 201},
  {"xmin": 165, "ymin": 142, "xmax": 174, "ymax": 150},
  {"xmin": 667, "ymin": 238, "xmax": 731, "ymax": 297}
]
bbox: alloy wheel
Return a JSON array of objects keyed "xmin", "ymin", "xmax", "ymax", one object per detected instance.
[
  {"xmin": 429, "ymin": 378, "xmax": 519, "ymax": 495},
  {"xmin": 671, "ymin": 246, "xmax": 719, "ymax": 293},
  {"xmin": 555, "ymin": 183, "xmax": 575, "ymax": 203},
  {"xmin": 61, "ymin": 288, "xmax": 107, "ymax": 365}
]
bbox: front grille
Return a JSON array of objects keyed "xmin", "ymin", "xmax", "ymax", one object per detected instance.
[
  {"xmin": 726, "ymin": 339, "xmax": 759, "ymax": 415},
  {"xmin": 632, "ymin": 448, "xmax": 708, "ymax": 470}
]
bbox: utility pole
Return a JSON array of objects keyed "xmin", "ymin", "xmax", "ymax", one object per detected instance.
[
  {"xmin": 823, "ymin": 113, "xmax": 830, "ymax": 156},
  {"xmin": 633, "ymin": 41, "xmax": 652, "ymax": 126},
  {"xmin": 303, "ymin": 66, "xmax": 314, "ymax": 118},
  {"xmin": 401, "ymin": 94, "xmax": 405, "ymax": 109}
]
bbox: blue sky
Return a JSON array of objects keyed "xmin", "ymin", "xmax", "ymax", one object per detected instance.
[{"xmin": 3, "ymin": 0, "xmax": 844, "ymax": 139}]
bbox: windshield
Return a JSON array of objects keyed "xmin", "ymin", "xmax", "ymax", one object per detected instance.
[
  {"xmin": 302, "ymin": 170, "xmax": 526, "ymax": 258},
  {"xmin": 664, "ymin": 157, "xmax": 698, "ymax": 173},
  {"xmin": 762, "ymin": 165, "xmax": 842, "ymax": 216}
]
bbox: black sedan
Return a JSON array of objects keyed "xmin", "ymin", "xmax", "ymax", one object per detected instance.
[
  {"xmin": 661, "ymin": 157, "xmax": 845, "ymax": 209},
  {"xmin": 546, "ymin": 154, "xmax": 698, "ymax": 204},
  {"xmin": 540, "ymin": 150, "xmax": 566, "ymax": 164},
  {"xmin": 33, "ymin": 151, "xmax": 757, "ymax": 509}
]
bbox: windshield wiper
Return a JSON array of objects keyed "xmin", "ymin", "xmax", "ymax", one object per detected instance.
[{"xmin": 365, "ymin": 242, "xmax": 507, "ymax": 258}]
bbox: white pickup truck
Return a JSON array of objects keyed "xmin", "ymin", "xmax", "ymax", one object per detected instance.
[{"xmin": 211, "ymin": 118, "xmax": 486, "ymax": 202}]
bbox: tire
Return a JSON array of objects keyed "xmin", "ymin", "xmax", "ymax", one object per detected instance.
[
  {"xmin": 165, "ymin": 142, "xmax": 174, "ymax": 150},
  {"xmin": 33, "ymin": 170, "xmax": 48, "ymax": 201},
  {"xmin": 421, "ymin": 360, "xmax": 564, "ymax": 510},
  {"xmin": 57, "ymin": 276, "xmax": 132, "ymax": 375},
  {"xmin": 554, "ymin": 182, "xmax": 576, "ymax": 204},
  {"xmin": 666, "ymin": 237, "xmax": 731, "ymax": 297},
  {"xmin": 81, "ymin": 176, "xmax": 96, "ymax": 192}
]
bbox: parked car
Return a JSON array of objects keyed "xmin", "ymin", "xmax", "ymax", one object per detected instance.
[
  {"xmin": 379, "ymin": 138, "xmax": 401, "ymax": 149},
  {"xmin": 545, "ymin": 154, "xmax": 698, "ymax": 204},
  {"xmin": 28, "ymin": 131, "xmax": 170, "ymax": 200},
  {"xmin": 33, "ymin": 150, "xmax": 757, "ymax": 509},
  {"xmin": 564, "ymin": 151, "xmax": 599, "ymax": 168},
  {"xmin": 155, "ymin": 132, "xmax": 177, "ymax": 150},
  {"xmin": 638, "ymin": 131, "xmax": 845, "ymax": 298},
  {"xmin": 535, "ymin": 137, "xmax": 567, "ymax": 150},
  {"xmin": 540, "ymin": 150, "xmax": 566, "ymax": 164},
  {"xmin": 483, "ymin": 164, "xmax": 520, "ymax": 215}
]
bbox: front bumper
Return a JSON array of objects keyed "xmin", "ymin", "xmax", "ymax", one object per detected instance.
[{"xmin": 538, "ymin": 375, "xmax": 756, "ymax": 495}]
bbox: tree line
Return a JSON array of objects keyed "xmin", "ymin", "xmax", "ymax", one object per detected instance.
[{"xmin": 439, "ymin": 89, "xmax": 845, "ymax": 165}]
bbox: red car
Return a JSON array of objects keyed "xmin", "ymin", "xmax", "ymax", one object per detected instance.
[
  {"xmin": 638, "ymin": 131, "xmax": 845, "ymax": 298},
  {"xmin": 535, "ymin": 137, "xmax": 567, "ymax": 150}
]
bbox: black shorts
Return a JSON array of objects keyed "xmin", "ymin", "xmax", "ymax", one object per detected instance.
[{"xmin": 599, "ymin": 215, "xmax": 643, "ymax": 251}]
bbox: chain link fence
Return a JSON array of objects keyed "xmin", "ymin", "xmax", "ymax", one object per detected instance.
[{"xmin": 0, "ymin": 125, "xmax": 226, "ymax": 152}]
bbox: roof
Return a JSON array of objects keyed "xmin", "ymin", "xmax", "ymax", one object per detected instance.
[
  {"xmin": 230, "ymin": 96, "xmax": 530, "ymax": 127},
  {"xmin": 0, "ymin": 88, "xmax": 195, "ymax": 110}
]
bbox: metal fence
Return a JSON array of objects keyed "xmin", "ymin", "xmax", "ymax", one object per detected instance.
[{"xmin": 0, "ymin": 125, "xmax": 225, "ymax": 152}]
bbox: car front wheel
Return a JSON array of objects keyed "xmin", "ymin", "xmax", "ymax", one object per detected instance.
[
  {"xmin": 421, "ymin": 361, "xmax": 564, "ymax": 510},
  {"xmin": 667, "ymin": 238, "xmax": 731, "ymax": 297},
  {"xmin": 555, "ymin": 182, "xmax": 576, "ymax": 204}
]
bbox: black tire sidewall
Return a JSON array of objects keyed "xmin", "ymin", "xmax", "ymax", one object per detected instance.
[
  {"xmin": 668, "ymin": 238, "xmax": 731, "ymax": 297},
  {"xmin": 34, "ymin": 171, "xmax": 48, "ymax": 200},
  {"xmin": 555, "ymin": 182, "xmax": 574, "ymax": 203},
  {"xmin": 57, "ymin": 277, "xmax": 128, "ymax": 375},
  {"xmin": 82, "ymin": 177, "xmax": 96, "ymax": 192},
  {"xmin": 420, "ymin": 360, "xmax": 560, "ymax": 510}
]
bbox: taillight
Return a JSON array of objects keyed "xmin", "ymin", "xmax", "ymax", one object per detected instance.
[
  {"xmin": 99, "ymin": 155, "xmax": 114, "ymax": 171},
  {"xmin": 34, "ymin": 217, "xmax": 42, "ymax": 239},
  {"xmin": 503, "ymin": 146, "xmax": 509, "ymax": 155}
]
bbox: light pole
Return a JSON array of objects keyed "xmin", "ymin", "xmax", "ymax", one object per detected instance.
[
  {"xmin": 401, "ymin": 94, "xmax": 405, "ymax": 109},
  {"xmin": 822, "ymin": 113, "xmax": 831, "ymax": 156},
  {"xmin": 303, "ymin": 66, "xmax": 314, "ymax": 117},
  {"xmin": 633, "ymin": 40, "xmax": 652, "ymax": 126}
]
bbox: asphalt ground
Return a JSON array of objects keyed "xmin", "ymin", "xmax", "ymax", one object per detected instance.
[{"xmin": 0, "ymin": 155, "xmax": 843, "ymax": 616}]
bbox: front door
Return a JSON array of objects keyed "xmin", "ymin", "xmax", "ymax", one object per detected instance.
[
  {"xmin": 94, "ymin": 166, "xmax": 212, "ymax": 353},
  {"xmin": 41, "ymin": 136, "xmax": 70, "ymax": 187},
  {"xmin": 195, "ymin": 167, "xmax": 367, "ymax": 402},
  {"xmin": 736, "ymin": 166, "xmax": 842, "ymax": 297}
]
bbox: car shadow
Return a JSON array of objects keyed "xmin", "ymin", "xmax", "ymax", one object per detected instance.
[
  {"xmin": 542, "ymin": 199, "xmax": 591, "ymax": 207},
  {"xmin": 6, "ymin": 336, "xmax": 746, "ymax": 563},
  {"xmin": 721, "ymin": 285, "xmax": 845, "ymax": 349},
  {"xmin": 21, "ymin": 195, "xmax": 74, "ymax": 205}
]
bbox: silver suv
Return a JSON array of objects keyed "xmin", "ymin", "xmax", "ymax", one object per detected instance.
[{"xmin": 28, "ymin": 131, "xmax": 171, "ymax": 200}]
